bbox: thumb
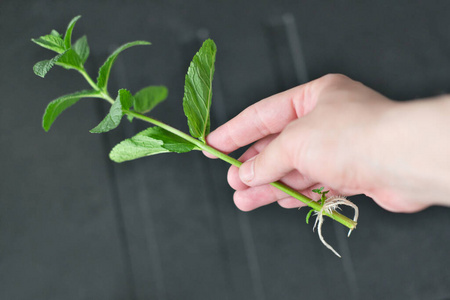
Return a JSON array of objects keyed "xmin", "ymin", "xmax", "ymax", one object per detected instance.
[{"xmin": 238, "ymin": 126, "xmax": 301, "ymax": 186}]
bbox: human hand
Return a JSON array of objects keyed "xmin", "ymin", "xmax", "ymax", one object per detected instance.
[{"xmin": 206, "ymin": 74, "xmax": 450, "ymax": 213}]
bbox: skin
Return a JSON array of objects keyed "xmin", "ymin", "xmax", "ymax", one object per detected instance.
[{"xmin": 205, "ymin": 74, "xmax": 450, "ymax": 213}]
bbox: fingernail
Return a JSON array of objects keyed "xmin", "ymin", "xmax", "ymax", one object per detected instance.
[{"xmin": 240, "ymin": 156, "xmax": 256, "ymax": 183}]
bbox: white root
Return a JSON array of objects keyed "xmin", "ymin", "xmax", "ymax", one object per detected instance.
[{"xmin": 312, "ymin": 196, "xmax": 359, "ymax": 258}]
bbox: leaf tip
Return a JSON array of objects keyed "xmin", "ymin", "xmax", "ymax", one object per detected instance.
[
  {"xmin": 64, "ymin": 15, "xmax": 83, "ymax": 49},
  {"xmin": 108, "ymin": 150, "xmax": 122, "ymax": 163},
  {"xmin": 68, "ymin": 15, "xmax": 82, "ymax": 27},
  {"xmin": 42, "ymin": 115, "xmax": 51, "ymax": 132}
]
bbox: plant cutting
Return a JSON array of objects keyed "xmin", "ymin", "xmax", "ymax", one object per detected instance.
[{"xmin": 32, "ymin": 16, "xmax": 358, "ymax": 257}]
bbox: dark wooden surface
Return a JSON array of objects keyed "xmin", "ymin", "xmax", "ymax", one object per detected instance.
[{"xmin": 1, "ymin": 1, "xmax": 450, "ymax": 299}]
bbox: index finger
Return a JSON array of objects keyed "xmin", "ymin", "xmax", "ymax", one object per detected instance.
[{"xmin": 206, "ymin": 83, "xmax": 317, "ymax": 154}]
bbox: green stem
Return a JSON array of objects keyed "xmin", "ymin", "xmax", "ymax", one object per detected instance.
[
  {"xmin": 78, "ymin": 68, "xmax": 114, "ymax": 104},
  {"xmin": 125, "ymin": 111, "xmax": 357, "ymax": 230}
]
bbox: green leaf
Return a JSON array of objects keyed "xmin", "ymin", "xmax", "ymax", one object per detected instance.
[
  {"xmin": 64, "ymin": 15, "xmax": 81, "ymax": 49},
  {"xmin": 109, "ymin": 126, "xmax": 196, "ymax": 163},
  {"xmin": 312, "ymin": 187, "xmax": 324, "ymax": 194},
  {"xmin": 31, "ymin": 34, "xmax": 65, "ymax": 53},
  {"xmin": 96, "ymin": 41, "xmax": 151, "ymax": 92},
  {"xmin": 50, "ymin": 30, "xmax": 62, "ymax": 38},
  {"xmin": 140, "ymin": 127, "xmax": 197, "ymax": 153},
  {"xmin": 42, "ymin": 90, "xmax": 101, "ymax": 131},
  {"xmin": 182, "ymin": 39, "xmax": 217, "ymax": 142},
  {"xmin": 33, "ymin": 53, "xmax": 64, "ymax": 78},
  {"xmin": 133, "ymin": 85, "xmax": 168, "ymax": 114},
  {"xmin": 55, "ymin": 48, "xmax": 83, "ymax": 70},
  {"xmin": 73, "ymin": 35, "xmax": 89, "ymax": 64},
  {"xmin": 306, "ymin": 209, "xmax": 315, "ymax": 224},
  {"xmin": 90, "ymin": 89, "xmax": 133, "ymax": 133},
  {"xmin": 109, "ymin": 135, "xmax": 167, "ymax": 163},
  {"xmin": 90, "ymin": 99, "xmax": 122, "ymax": 133},
  {"xmin": 118, "ymin": 89, "xmax": 133, "ymax": 111}
]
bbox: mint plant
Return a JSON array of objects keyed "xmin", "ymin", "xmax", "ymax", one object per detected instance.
[{"xmin": 32, "ymin": 16, "xmax": 358, "ymax": 256}]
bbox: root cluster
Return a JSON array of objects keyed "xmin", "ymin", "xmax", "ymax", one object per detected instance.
[{"xmin": 312, "ymin": 196, "xmax": 359, "ymax": 258}]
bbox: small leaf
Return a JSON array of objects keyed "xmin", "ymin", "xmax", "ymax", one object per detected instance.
[
  {"xmin": 64, "ymin": 15, "xmax": 81, "ymax": 49},
  {"xmin": 50, "ymin": 30, "xmax": 62, "ymax": 38},
  {"xmin": 55, "ymin": 48, "xmax": 83, "ymax": 70},
  {"xmin": 33, "ymin": 53, "xmax": 64, "ymax": 78},
  {"xmin": 312, "ymin": 187, "xmax": 324, "ymax": 194},
  {"xmin": 31, "ymin": 34, "xmax": 65, "ymax": 53},
  {"xmin": 42, "ymin": 90, "xmax": 101, "ymax": 131},
  {"xmin": 306, "ymin": 209, "xmax": 315, "ymax": 224},
  {"xmin": 183, "ymin": 39, "xmax": 217, "ymax": 142},
  {"xmin": 90, "ymin": 89, "xmax": 133, "ymax": 133},
  {"xmin": 96, "ymin": 41, "xmax": 151, "ymax": 92},
  {"xmin": 133, "ymin": 85, "xmax": 168, "ymax": 114},
  {"xmin": 109, "ymin": 126, "xmax": 197, "ymax": 163},
  {"xmin": 73, "ymin": 35, "xmax": 89, "ymax": 64}
]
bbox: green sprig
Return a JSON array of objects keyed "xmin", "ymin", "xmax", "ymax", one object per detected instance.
[{"xmin": 33, "ymin": 16, "xmax": 357, "ymax": 235}]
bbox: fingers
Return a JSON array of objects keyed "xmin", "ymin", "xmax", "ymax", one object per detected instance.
[
  {"xmin": 228, "ymin": 131, "xmax": 317, "ymax": 211},
  {"xmin": 230, "ymin": 164, "xmax": 311, "ymax": 192},
  {"xmin": 227, "ymin": 134, "xmax": 278, "ymax": 190},
  {"xmin": 233, "ymin": 185, "xmax": 311, "ymax": 211},
  {"xmin": 233, "ymin": 185, "xmax": 291, "ymax": 211},
  {"xmin": 206, "ymin": 74, "xmax": 379, "ymax": 211},
  {"xmin": 234, "ymin": 183, "xmax": 335, "ymax": 211},
  {"xmin": 238, "ymin": 121, "xmax": 305, "ymax": 187},
  {"xmin": 276, "ymin": 187, "xmax": 333, "ymax": 208},
  {"xmin": 277, "ymin": 197, "xmax": 306, "ymax": 209},
  {"xmin": 206, "ymin": 83, "xmax": 318, "ymax": 154},
  {"xmin": 206, "ymin": 74, "xmax": 368, "ymax": 157}
]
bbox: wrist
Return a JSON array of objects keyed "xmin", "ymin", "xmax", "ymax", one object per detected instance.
[{"xmin": 367, "ymin": 96, "xmax": 450, "ymax": 210}]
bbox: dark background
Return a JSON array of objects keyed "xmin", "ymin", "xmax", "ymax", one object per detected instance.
[{"xmin": 1, "ymin": 1, "xmax": 450, "ymax": 299}]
